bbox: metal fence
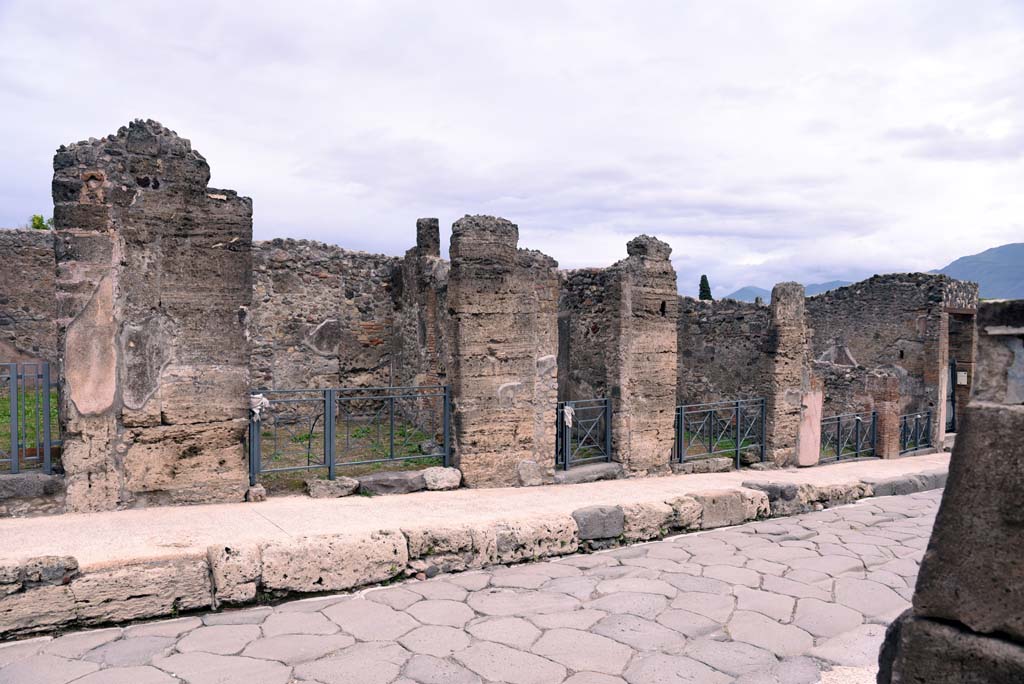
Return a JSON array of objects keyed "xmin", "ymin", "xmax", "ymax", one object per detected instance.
[
  {"xmin": 1, "ymin": 362, "xmax": 61, "ymax": 475},
  {"xmin": 819, "ymin": 411, "xmax": 877, "ymax": 463},
  {"xmin": 674, "ymin": 398, "xmax": 766, "ymax": 468},
  {"xmin": 899, "ymin": 411, "xmax": 933, "ymax": 454},
  {"xmin": 556, "ymin": 398, "xmax": 612, "ymax": 470},
  {"xmin": 248, "ymin": 385, "xmax": 450, "ymax": 485}
]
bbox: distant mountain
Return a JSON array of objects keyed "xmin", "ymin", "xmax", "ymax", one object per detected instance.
[
  {"xmin": 724, "ymin": 281, "xmax": 851, "ymax": 303},
  {"xmin": 934, "ymin": 243, "xmax": 1024, "ymax": 299}
]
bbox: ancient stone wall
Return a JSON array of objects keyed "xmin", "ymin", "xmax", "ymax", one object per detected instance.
[
  {"xmin": 879, "ymin": 299, "xmax": 1024, "ymax": 682},
  {"xmin": 250, "ymin": 239, "xmax": 399, "ymax": 390},
  {"xmin": 763, "ymin": 283, "xmax": 813, "ymax": 466},
  {"xmin": 447, "ymin": 215, "xmax": 559, "ymax": 487},
  {"xmin": 558, "ymin": 236, "xmax": 678, "ymax": 475},
  {"xmin": 52, "ymin": 120, "xmax": 253, "ymax": 512},
  {"xmin": 0, "ymin": 229, "xmax": 58, "ymax": 366},
  {"xmin": 676, "ymin": 297, "xmax": 770, "ymax": 405}
]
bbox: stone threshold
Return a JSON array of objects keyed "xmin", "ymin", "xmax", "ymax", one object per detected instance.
[{"xmin": 0, "ymin": 453, "xmax": 949, "ymax": 639}]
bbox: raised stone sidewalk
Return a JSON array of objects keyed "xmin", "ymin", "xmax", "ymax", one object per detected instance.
[{"xmin": 0, "ymin": 453, "xmax": 948, "ymax": 638}]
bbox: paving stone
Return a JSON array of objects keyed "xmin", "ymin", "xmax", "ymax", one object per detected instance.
[
  {"xmin": 587, "ymin": 592, "xmax": 669, "ymax": 619},
  {"xmin": 43, "ymin": 628, "xmax": 121, "ymax": 658},
  {"xmin": 595, "ymin": 577, "xmax": 677, "ymax": 597},
  {"xmin": 684, "ymin": 637, "xmax": 779, "ymax": 676},
  {"xmin": 490, "ymin": 572, "xmax": 549, "ymax": 589},
  {"xmin": 261, "ymin": 610, "xmax": 339, "ymax": 636},
  {"xmin": 0, "ymin": 654, "xmax": 99, "ymax": 684},
  {"xmin": 688, "ymin": 553, "xmax": 748, "ymax": 567},
  {"xmin": 543, "ymin": 576, "xmax": 598, "ymax": 600},
  {"xmin": 529, "ymin": 609, "xmax": 608, "ymax": 630},
  {"xmin": 833, "ymin": 577, "xmax": 910, "ymax": 618},
  {"xmin": 466, "ymin": 617, "xmax": 541, "ymax": 649},
  {"xmin": 467, "ymin": 589, "xmax": 579, "ymax": 617},
  {"xmin": 177, "ymin": 624, "xmax": 261, "ymax": 655},
  {"xmin": 154, "ymin": 652, "xmax": 291, "ymax": 684},
  {"xmin": 532, "ymin": 628, "xmax": 635, "ymax": 675},
  {"xmin": 702, "ymin": 565, "xmax": 761, "ymax": 587},
  {"xmin": 406, "ymin": 599, "xmax": 475, "ymax": 628},
  {"xmin": 623, "ymin": 653, "xmax": 732, "ymax": 684},
  {"xmin": 727, "ymin": 611, "xmax": 814, "ymax": 657},
  {"xmin": 323, "ymin": 598, "xmax": 420, "ymax": 640},
  {"xmin": 202, "ymin": 607, "xmax": 273, "ymax": 625},
  {"xmin": 292, "ymin": 642, "xmax": 410, "ymax": 684},
  {"xmin": 406, "ymin": 580, "xmax": 470, "ymax": 601},
  {"xmin": 366, "ymin": 587, "xmax": 423, "ymax": 610},
  {"xmin": 124, "ymin": 617, "xmax": 202, "ymax": 638},
  {"xmin": 733, "ymin": 656, "xmax": 821, "ymax": 684},
  {"xmin": 445, "ymin": 573, "xmax": 491, "ymax": 591},
  {"xmin": 746, "ymin": 559, "xmax": 787, "ymax": 576},
  {"xmin": 592, "ymin": 613, "xmax": 687, "ymax": 652},
  {"xmin": 83, "ymin": 636, "xmax": 176, "ymax": 667},
  {"xmin": 72, "ymin": 666, "xmax": 178, "ymax": 684},
  {"xmin": 563, "ymin": 674, "xmax": 627, "ymax": 684},
  {"xmin": 784, "ymin": 569, "xmax": 832, "ymax": 586},
  {"xmin": 453, "ymin": 641, "xmax": 567, "ymax": 684},
  {"xmin": 0, "ymin": 638, "xmax": 51, "ymax": 668},
  {"xmin": 734, "ymin": 587, "xmax": 795, "ymax": 623},
  {"xmin": 787, "ymin": 554, "xmax": 864, "ymax": 577},
  {"xmin": 793, "ymin": 598, "xmax": 863, "ymax": 638},
  {"xmin": 241, "ymin": 633, "xmax": 353, "ymax": 664},
  {"xmin": 274, "ymin": 595, "xmax": 350, "ymax": 613},
  {"xmin": 809, "ymin": 623, "xmax": 887, "ymax": 666},
  {"xmin": 656, "ymin": 609, "xmax": 722, "ymax": 637},
  {"xmin": 403, "ymin": 654, "xmax": 481, "ymax": 684},
  {"xmin": 398, "ymin": 625, "xmax": 471, "ymax": 657},
  {"xmin": 671, "ymin": 591, "xmax": 735, "ymax": 622},
  {"xmin": 662, "ymin": 574, "xmax": 731, "ymax": 595},
  {"xmin": 760, "ymin": 575, "xmax": 831, "ymax": 601}
]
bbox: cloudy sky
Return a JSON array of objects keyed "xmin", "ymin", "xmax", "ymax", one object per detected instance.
[{"xmin": 1, "ymin": 1, "xmax": 1021, "ymax": 296}]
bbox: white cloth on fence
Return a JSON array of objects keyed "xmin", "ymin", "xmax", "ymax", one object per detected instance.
[
  {"xmin": 562, "ymin": 404, "xmax": 575, "ymax": 429},
  {"xmin": 250, "ymin": 393, "xmax": 270, "ymax": 421}
]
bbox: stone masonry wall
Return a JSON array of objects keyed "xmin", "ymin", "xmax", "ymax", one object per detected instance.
[
  {"xmin": 0, "ymin": 229, "xmax": 58, "ymax": 366},
  {"xmin": 250, "ymin": 239, "xmax": 399, "ymax": 390},
  {"xmin": 52, "ymin": 120, "xmax": 253, "ymax": 512},
  {"xmin": 558, "ymin": 268, "xmax": 617, "ymax": 402},
  {"xmin": 764, "ymin": 283, "xmax": 813, "ymax": 466},
  {"xmin": 448, "ymin": 215, "xmax": 559, "ymax": 487},
  {"xmin": 677, "ymin": 296, "xmax": 770, "ymax": 405}
]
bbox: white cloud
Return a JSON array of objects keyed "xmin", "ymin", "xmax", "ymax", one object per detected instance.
[{"xmin": 1, "ymin": 0, "xmax": 1021, "ymax": 296}]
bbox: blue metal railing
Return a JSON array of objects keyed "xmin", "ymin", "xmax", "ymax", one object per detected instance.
[
  {"xmin": 248, "ymin": 385, "xmax": 451, "ymax": 485},
  {"xmin": 819, "ymin": 411, "xmax": 877, "ymax": 464},
  {"xmin": 1, "ymin": 361, "xmax": 61, "ymax": 475},
  {"xmin": 674, "ymin": 398, "xmax": 766, "ymax": 469},
  {"xmin": 556, "ymin": 398, "xmax": 612, "ymax": 470},
  {"xmin": 899, "ymin": 411, "xmax": 932, "ymax": 454}
]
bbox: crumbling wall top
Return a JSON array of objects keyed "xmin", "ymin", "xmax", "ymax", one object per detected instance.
[{"xmin": 625, "ymin": 234, "xmax": 672, "ymax": 261}]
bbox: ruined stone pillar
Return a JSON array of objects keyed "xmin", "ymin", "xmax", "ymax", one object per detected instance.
[
  {"xmin": 53, "ymin": 120, "xmax": 253, "ymax": 512},
  {"xmin": 447, "ymin": 216, "xmax": 558, "ymax": 487},
  {"xmin": 763, "ymin": 283, "xmax": 812, "ymax": 466},
  {"xmin": 607, "ymin": 236, "xmax": 678, "ymax": 475},
  {"xmin": 879, "ymin": 299, "xmax": 1024, "ymax": 682},
  {"xmin": 867, "ymin": 374, "xmax": 901, "ymax": 458}
]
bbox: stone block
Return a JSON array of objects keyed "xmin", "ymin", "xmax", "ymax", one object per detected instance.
[
  {"xmin": 22, "ymin": 556, "xmax": 79, "ymax": 587},
  {"xmin": 358, "ymin": 471, "xmax": 426, "ymax": 496},
  {"xmin": 305, "ymin": 477, "xmax": 359, "ymax": 498},
  {"xmin": 553, "ymin": 462, "xmax": 623, "ymax": 484},
  {"xmin": 572, "ymin": 506, "xmax": 625, "ymax": 540},
  {"xmin": 404, "ymin": 523, "xmax": 496, "ymax": 575},
  {"xmin": 422, "ymin": 467, "xmax": 462, "ymax": 491},
  {"xmin": 0, "ymin": 584, "xmax": 77, "ymax": 637},
  {"xmin": 692, "ymin": 490, "xmax": 746, "ymax": 529},
  {"xmin": 493, "ymin": 516, "xmax": 578, "ymax": 564},
  {"xmin": 861, "ymin": 475, "xmax": 924, "ymax": 497},
  {"xmin": 260, "ymin": 529, "xmax": 407, "ymax": 593},
  {"xmin": 245, "ymin": 485, "xmax": 266, "ymax": 503},
  {"xmin": 207, "ymin": 545, "xmax": 261, "ymax": 606},
  {"xmin": 880, "ymin": 613, "xmax": 1024, "ymax": 684},
  {"xmin": 912, "ymin": 403, "xmax": 1024, "ymax": 643},
  {"xmin": 517, "ymin": 460, "xmax": 547, "ymax": 486},
  {"xmin": 0, "ymin": 474, "xmax": 65, "ymax": 502},
  {"xmin": 665, "ymin": 496, "xmax": 703, "ymax": 531},
  {"xmin": 69, "ymin": 558, "xmax": 213, "ymax": 625},
  {"xmin": 621, "ymin": 501, "xmax": 674, "ymax": 541},
  {"xmin": 738, "ymin": 488, "xmax": 770, "ymax": 520},
  {"xmin": 670, "ymin": 457, "xmax": 734, "ymax": 474}
]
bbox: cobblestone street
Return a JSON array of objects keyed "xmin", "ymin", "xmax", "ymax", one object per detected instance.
[{"xmin": 0, "ymin": 490, "xmax": 940, "ymax": 684}]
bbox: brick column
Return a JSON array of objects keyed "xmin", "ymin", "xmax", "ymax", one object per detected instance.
[
  {"xmin": 764, "ymin": 282, "xmax": 811, "ymax": 466},
  {"xmin": 867, "ymin": 375, "xmax": 900, "ymax": 458},
  {"xmin": 447, "ymin": 215, "xmax": 559, "ymax": 487}
]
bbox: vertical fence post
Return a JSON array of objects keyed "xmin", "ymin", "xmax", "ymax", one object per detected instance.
[
  {"xmin": 854, "ymin": 415, "xmax": 861, "ymax": 457},
  {"xmin": 41, "ymin": 363, "xmax": 52, "ymax": 475},
  {"xmin": 834, "ymin": 415, "xmax": 841, "ymax": 461},
  {"xmin": 734, "ymin": 400, "xmax": 741, "ymax": 470},
  {"xmin": 442, "ymin": 385, "xmax": 451, "ymax": 468},
  {"xmin": 248, "ymin": 406, "xmax": 260, "ymax": 487},
  {"xmin": 388, "ymin": 396, "xmax": 396, "ymax": 460},
  {"xmin": 604, "ymin": 398, "xmax": 612, "ymax": 462},
  {"xmin": 760, "ymin": 398, "xmax": 766, "ymax": 462},
  {"xmin": 325, "ymin": 389, "xmax": 336, "ymax": 480},
  {"xmin": 680, "ymin": 409, "xmax": 687, "ymax": 464},
  {"xmin": 9, "ymin": 364, "xmax": 19, "ymax": 475}
]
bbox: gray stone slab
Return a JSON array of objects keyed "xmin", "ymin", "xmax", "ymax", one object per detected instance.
[
  {"xmin": 454, "ymin": 641, "xmax": 567, "ymax": 684},
  {"xmin": 573, "ymin": 506, "xmax": 626, "ymax": 540},
  {"xmin": 623, "ymin": 653, "xmax": 732, "ymax": 684},
  {"xmin": 532, "ymin": 628, "xmax": 635, "ymax": 675},
  {"xmin": 0, "ymin": 655, "xmax": 99, "ymax": 684},
  {"xmin": 323, "ymin": 598, "xmax": 420, "ymax": 640}
]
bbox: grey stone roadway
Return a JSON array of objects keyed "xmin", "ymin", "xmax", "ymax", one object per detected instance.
[{"xmin": 0, "ymin": 490, "xmax": 941, "ymax": 684}]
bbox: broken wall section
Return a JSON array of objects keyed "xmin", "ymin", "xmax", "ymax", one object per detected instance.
[
  {"xmin": 53, "ymin": 120, "xmax": 253, "ymax": 512},
  {"xmin": 0, "ymin": 229, "xmax": 58, "ymax": 366},
  {"xmin": 447, "ymin": 216, "xmax": 558, "ymax": 487},
  {"xmin": 250, "ymin": 239, "xmax": 399, "ymax": 389}
]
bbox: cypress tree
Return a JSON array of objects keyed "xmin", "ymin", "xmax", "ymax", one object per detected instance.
[{"xmin": 699, "ymin": 274, "xmax": 713, "ymax": 300}]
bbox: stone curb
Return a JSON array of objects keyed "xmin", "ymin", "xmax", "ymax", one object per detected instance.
[{"xmin": 0, "ymin": 468, "xmax": 947, "ymax": 639}]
